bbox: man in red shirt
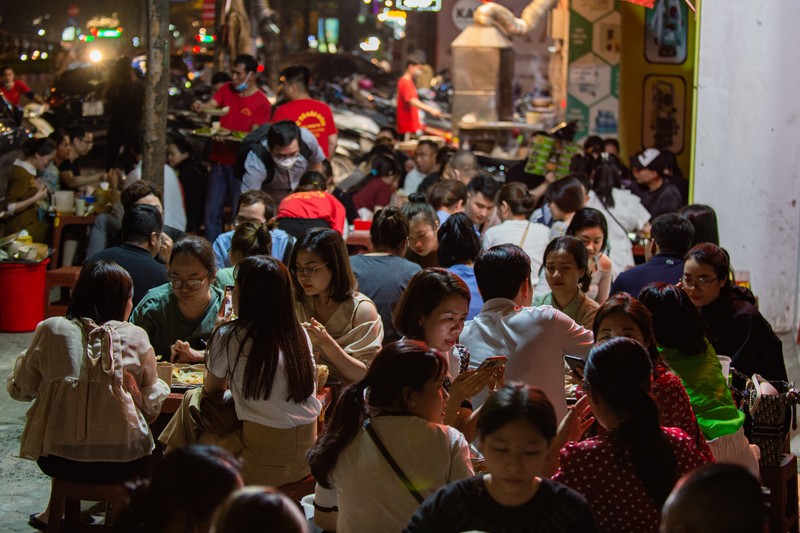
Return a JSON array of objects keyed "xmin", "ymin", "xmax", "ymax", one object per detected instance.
[
  {"xmin": 272, "ymin": 65, "xmax": 338, "ymax": 158},
  {"xmin": 192, "ymin": 54, "xmax": 271, "ymax": 242},
  {"xmin": 1, "ymin": 66, "xmax": 44, "ymax": 106},
  {"xmin": 396, "ymin": 53, "xmax": 441, "ymax": 138}
]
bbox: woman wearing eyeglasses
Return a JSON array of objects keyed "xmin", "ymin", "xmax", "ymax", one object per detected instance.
[
  {"xmin": 681, "ymin": 243, "xmax": 787, "ymax": 383},
  {"xmin": 132, "ymin": 236, "xmax": 223, "ymax": 363},
  {"xmin": 289, "ymin": 227, "xmax": 383, "ymax": 385}
]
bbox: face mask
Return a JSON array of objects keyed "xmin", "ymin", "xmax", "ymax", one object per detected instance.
[
  {"xmin": 274, "ymin": 155, "xmax": 299, "ymax": 169},
  {"xmin": 233, "ymin": 72, "xmax": 251, "ymax": 93}
]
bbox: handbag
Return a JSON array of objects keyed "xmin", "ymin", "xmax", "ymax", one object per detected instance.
[
  {"xmin": 363, "ymin": 419, "xmax": 425, "ymax": 504},
  {"xmin": 739, "ymin": 373, "xmax": 799, "ymax": 467},
  {"xmin": 600, "ymin": 198, "xmax": 643, "ymax": 245}
]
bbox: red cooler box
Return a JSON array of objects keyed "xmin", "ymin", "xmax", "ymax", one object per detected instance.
[{"xmin": 0, "ymin": 258, "xmax": 49, "ymax": 332}]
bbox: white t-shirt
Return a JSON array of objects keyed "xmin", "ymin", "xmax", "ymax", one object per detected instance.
[
  {"xmin": 586, "ymin": 189, "xmax": 650, "ymax": 276},
  {"xmin": 206, "ymin": 324, "xmax": 321, "ymax": 429},
  {"xmin": 482, "ymin": 219, "xmax": 551, "ymax": 285},
  {"xmin": 125, "ymin": 163, "xmax": 187, "ymax": 231},
  {"xmin": 314, "ymin": 415, "xmax": 473, "ymax": 533},
  {"xmin": 460, "ymin": 298, "xmax": 594, "ymax": 420}
]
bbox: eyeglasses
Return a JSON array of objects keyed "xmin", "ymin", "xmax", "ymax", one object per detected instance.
[
  {"xmin": 167, "ymin": 273, "xmax": 210, "ymax": 291},
  {"xmin": 680, "ymin": 275, "xmax": 718, "ymax": 290},
  {"xmin": 291, "ymin": 262, "xmax": 329, "ymax": 278},
  {"xmin": 234, "ymin": 216, "xmax": 264, "ymax": 227}
]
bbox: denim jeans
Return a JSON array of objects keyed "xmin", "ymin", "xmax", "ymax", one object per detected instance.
[{"xmin": 204, "ymin": 163, "xmax": 241, "ymax": 243}]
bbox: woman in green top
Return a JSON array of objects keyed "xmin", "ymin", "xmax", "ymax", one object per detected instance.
[
  {"xmin": 533, "ymin": 236, "xmax": 598, "ymax": 329},
  {"xmin": 214, "ymin": 221, "xmax": 272, "ymax": 289},
  {"xmin": 638, "ymin": 283, "xmax": 759, "ymax": 475},
  {"xmin": 131, "ymin": 236, "xmax": 222, "ymax": 363}
]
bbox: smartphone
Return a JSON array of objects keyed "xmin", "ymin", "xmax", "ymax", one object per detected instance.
[
  {"xmin": 477, "ymin": 356, "xmax": 508, "ymax": 372},
  {"xmin": 565, "ymin": 355, "xmax": 586, "ymax": 381}
]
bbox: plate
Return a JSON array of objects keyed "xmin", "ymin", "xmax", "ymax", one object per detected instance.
[{"xmin": 204, "ymin": 106, "xmax": 230, "ymax": 117}]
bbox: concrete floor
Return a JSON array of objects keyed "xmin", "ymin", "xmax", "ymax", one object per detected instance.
[{"xmin": 0, "ymin": 329, "xmax": 798, "ymax": 532}]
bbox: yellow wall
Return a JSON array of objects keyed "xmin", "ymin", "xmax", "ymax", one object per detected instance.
[{"xmin": 618, "ymin": 1, "xmax": 697, "ymax": 187}]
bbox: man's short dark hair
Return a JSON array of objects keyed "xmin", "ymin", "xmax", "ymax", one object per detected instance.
[
  {"xmin": 545, "ymin": 176, "xmax": 585, "ymax": 213},
  {"xmin": 121, "ymin": 204, "xmax": 163, "ymax": 244},
  {"xmin": 233, "ymin": 54, "xmax": 258, "ymax": 73},
  {"xmin": 661, "ymin": 464, "xmax": 766, "ymax": 533},
  {"xmin": 237, "ymin": 189, "xmax": 276, "ymax": 219},
  {"xmin": 65, "ymin": 125, "xmax": 87, "ymax": 143},
  {"xmin": 279, "ymin": 65, "xmax": 311, "ymax": 89},
  {"xmin": 121, "ymin": 180, "xmax": 162, "ymax": 211},
  {"xmin": 267, "ymin": 120, "xmax": 301, "ymax": 149},
  {"xmin": 652, "ymin": 213, "xmax": 694, "ymax": 256},
  {"xmin": 211, "ymin": 71, "xmax": 232, "ymax": 85},
  {"xmin": 467, "ymin": 174, "xmax": 501, "ymax": 203},
  {"xmin": 474, "ymin": 244, "xmax": 531, "ymax": 301}
]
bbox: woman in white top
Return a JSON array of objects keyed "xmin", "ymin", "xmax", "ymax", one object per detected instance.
[
  {"xmin": 205, "ymin": 255, "xmax": 321, "ymax": 487},
  {"xmin": 566, "ymin": 208, "xmax": 613, "ymax": 304},
  {"xmin": 307, "ymin": 340, "xmax": 473, "ymax": 532},
  {"xmin": 483, "ymin": 182, "xmax": 550, "ymax": 286},
  {"xmin": 9, "ymin": 261, "xmax": 169, "ymax": 529},
  {"xmin": 586, "ymin": 154, "xmax": 651, "ymax": 276}
]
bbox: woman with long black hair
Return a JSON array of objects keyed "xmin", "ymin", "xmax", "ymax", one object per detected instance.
[{"xmin": 553, "ymin": 338, "xmax": 710, "ymax": 532}]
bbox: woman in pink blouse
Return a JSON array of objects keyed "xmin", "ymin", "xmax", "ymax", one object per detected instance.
[{"xmin": 553, "ymin": 337, "xmax": 710, "ymax": 532}]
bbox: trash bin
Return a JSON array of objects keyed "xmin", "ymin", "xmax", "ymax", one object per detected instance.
[{"xmin": 0, "ymin": 258, "xmax": 50, "ymax": 332}]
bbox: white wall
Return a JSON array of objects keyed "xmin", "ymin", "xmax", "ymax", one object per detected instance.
[{"xmin": 694, "ymin": 0, "xmax": 800, "ymax": 343}]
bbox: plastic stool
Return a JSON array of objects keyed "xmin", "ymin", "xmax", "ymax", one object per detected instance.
[
  {"xmin": 46, "ymin": 478, "xmax": 129, "ymax": 532},
  {"xmin": 761, "ymin": 453, "xmax": 799, "ymax": 533},
  {"xmin": 44, "ymin": 266, "xmax": 82, "ymax": 318}
]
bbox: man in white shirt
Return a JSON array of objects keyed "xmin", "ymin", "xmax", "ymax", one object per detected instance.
[{"xmin": 459, "ymin": 243, "xmax": 594, "ymax": 419}]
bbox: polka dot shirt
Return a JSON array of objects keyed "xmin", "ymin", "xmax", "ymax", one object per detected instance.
[{"xmin": 552, "ymin": 427, "xmax": 710, "ymax": 533}]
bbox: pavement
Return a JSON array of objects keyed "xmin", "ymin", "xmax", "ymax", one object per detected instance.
[{"xmin": 0, "ymin": 328, "xmax": 799, "ymax": 531}]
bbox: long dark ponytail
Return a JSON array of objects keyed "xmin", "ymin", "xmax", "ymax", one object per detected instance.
[
  {"xmin": 584, "ymin": 337, "xmax": 678, "ymax": 507},
  {"xmin": 307, "ymin": 340, "xmax": 447, "ymax": 488}
]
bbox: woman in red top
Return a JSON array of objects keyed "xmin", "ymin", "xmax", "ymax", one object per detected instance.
[
  {"xmin": 553, "ymin": 338, "xmax": 710, "ymax": 532},
  {"xmin": 591, "ymin": 293, "xmax": 713, "ymax": 462},
  {"xmin": 349, "ymin": 154, "xmax": 400, "ymax": 219}
]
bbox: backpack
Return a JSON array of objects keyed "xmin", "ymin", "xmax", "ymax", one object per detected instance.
[{"xmin": 233, "ymin": 123, "xmax": 315, "ymax": 187}]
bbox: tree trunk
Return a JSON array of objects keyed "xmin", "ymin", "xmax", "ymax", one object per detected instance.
[{"xmin": 142, "ymin": 0, "xmax": 170, "ymax": 192}]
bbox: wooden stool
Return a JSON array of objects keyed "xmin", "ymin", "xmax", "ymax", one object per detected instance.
[
  {"xmin": 46, "ymin": 478, "xmax": 129, "ymax": 532},
  {"xmin": 44, "ymin": 266, "xmax": 81, "ymax": 318},
  {"xmin": 762, "ymin": 453, "xmax": 799, "ymax": 533},
  {"xmin": 277, "ymin": 474, "xmax": 316, "ymax": 503}
]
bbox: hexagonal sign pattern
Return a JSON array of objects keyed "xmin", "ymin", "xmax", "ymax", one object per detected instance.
[
  {"xmin": 571, "ymin": 0, "xmax": 616, "ymax": 24},
  {"xmin": 592, "ymin": 11, "xmax": 621, "ymax": 66},
  {"xmin": 568, "ymin": 53, "xmax": 611, "ymax": 107}
]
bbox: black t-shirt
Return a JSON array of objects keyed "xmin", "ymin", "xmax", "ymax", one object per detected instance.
[
  {"xmin": 86, "ymin": 243, "xmax": 167, "ymax": 308},
  {"xmin": 632, "ymin": 181, "xmax": 683, "ymax": 219},
  {"xmin": 405, "ymin": 475, "xmax": 597, "ymax": 533}
]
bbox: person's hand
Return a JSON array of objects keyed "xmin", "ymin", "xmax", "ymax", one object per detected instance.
[
  {"xmin": 556, "ymin": 395, "xmax": 594, "ymax": 446},
  {"xmin": 487, "ymin": 367, "xmax": 505, "ymax": 392},
  {"xmin": 159, "ymin": 232, "xmax": 173, "ymax": 263},
  {"xmin": 171, "ymin": 340, "xmax": 194, "ymax": 363},
  {"xmin": 431, "ymin": 108, "xmax": 443, "ymax": 119},
  {"xmin": 301, "ymin": 318, "xmax": 333, "ymax": 346},
  {"xmin": 32, "ymin": 180, "xmax": 48, "ymax": 202},
  {"xmin": 191, "ymin": 101, "xmax": 206, "ymax": 114},
  {"xmin": 545, "ymin": 171, "xmax": 558, "ymax": 184},
  {"xmin": 449, "ymin": 367, "xmax": 495, "ymax": 402}
]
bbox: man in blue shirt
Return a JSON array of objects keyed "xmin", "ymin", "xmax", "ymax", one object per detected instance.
[
  {"xmin": 212, "ymin": 190, "xmax": 294, "ymax": 268},
  {"xmin": 610, "ymin": 212, "xmax": 694, "ymax": 298}
]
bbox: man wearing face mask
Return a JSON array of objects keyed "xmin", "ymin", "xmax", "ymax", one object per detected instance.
[
  {"xmin": 241, "ymin": 120, "xmax": 325, "ymax": 205},
  {"xmin": 192, "ymin": 54, "xmax": 271, "ymax": 242}
]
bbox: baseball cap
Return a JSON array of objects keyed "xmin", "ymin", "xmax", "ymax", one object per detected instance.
[{"xmin": 630, "ymin": 148, "xmax": 667, "ymax": 174}]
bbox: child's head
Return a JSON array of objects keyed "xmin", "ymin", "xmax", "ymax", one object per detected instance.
[
  {"xmin": 567, "ymin": 207, "xmax": 608, "ymax": 260},
  {"xmin": 393, "ymin": 268, "xmax": 470, "ymax": 352},
  {"xmin": 476, "ymin": 384, "xmax": 557, "ymax": 489},
  {"xmin": 211, "ymin": 487, "xmax": 308, "ymax": 533},
  {"xmin": 543, "ymin": 236, "xmax": 591, "ymax": 293},
  {"xmin": 402, "ymin": 192, "xmax": 439, "ymax": 257}
]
